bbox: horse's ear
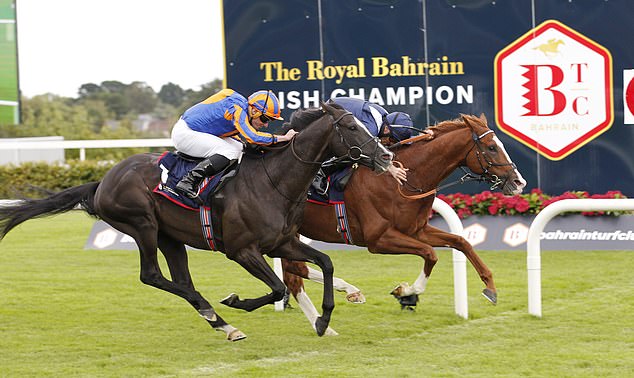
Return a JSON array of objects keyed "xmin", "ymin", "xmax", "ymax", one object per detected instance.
[
  {"xmin": 479, "ymin": 113, "xmax": 488, "ymax": 124},
  {"xmin": 461, "ymin": 113, "xmax": 481, "ymax": 132},
  {"xmin": 460, "ymin": 113, "xmax": 473, "ymax": 126},
  {"xmin": 320, "ymin": 100, "xmax": 331, "ymax": 113}
]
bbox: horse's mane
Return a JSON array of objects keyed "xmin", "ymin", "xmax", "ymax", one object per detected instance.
[
  {"xmin": 280, "ymin": 102, "xmax": 345, "ymax": 133},
  {"xmin": 426, "ymin": 117, "xmax": 468, "ymax": 137},
  {"xmin": 389, "ymin": 114, "xmax": 484, "ymax": 150}
]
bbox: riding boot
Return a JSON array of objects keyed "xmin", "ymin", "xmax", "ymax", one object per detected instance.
[{"xmin": 175, "ymin": 154, "xmax": 230, "ymax": 202}]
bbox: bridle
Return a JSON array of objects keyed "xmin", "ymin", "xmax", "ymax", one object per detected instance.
[
  {"xmin": 397, "ymin": 128, "xmax": 516, "ymax": 200},
  {"xmin": 262, "ymin": 109, "xmax": 385, "ymax": 203},
  {"xmin": 290, "ymin": 110, "xmax": 384, "ymax": 168},
  {"xmin": 465, "ymin": 129, "xmax": 516, "ymax": 191}
]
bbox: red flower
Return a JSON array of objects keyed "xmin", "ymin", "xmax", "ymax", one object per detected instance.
[{"xmin": 430, "ymin": 190, "xmax": 630, "ymax": 219}]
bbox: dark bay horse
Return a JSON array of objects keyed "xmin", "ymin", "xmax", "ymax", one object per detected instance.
[
  {"xmin": 0, "ymin": 102, "xmax": 394, "ymax": 341},
  {"xmin": 282, "ymin": 114, "xmax": 526, "ymax": 322}
]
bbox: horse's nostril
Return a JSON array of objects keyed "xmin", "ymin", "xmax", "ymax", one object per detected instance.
[{"xmin": 381, "ymin": 153, "xmax": 392, "ymax": 161}]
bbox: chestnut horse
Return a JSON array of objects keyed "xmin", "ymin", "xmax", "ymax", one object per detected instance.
[
  {"xmin": 282, "ymin": 114, "xmax": 526, "ymax": 325},
  {"xmin": 0, "ymin": 102, "xmax": 394, "ymax": 341}
]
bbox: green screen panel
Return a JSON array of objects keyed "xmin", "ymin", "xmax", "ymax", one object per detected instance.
[{"xmin": 0, "ymin": 0, "xmax": 19, "ymax": 124}]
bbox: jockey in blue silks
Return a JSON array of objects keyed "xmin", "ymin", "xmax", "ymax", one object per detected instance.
[
  {"xmin": 171, "ymin": 88, "xmax": 298, "ymax": 202},
  {"xmin": 330, "ymin": 97, "xmax": 415, "ymax": 142},
  {"xmin": 319, "ymin": 96, "xmax": 415, "ymax": 187}
]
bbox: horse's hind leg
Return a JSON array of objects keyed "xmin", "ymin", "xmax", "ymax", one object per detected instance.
[
  {"xmin": 307, "ymin": 265, "xmax": 365, "ymax": 303},
  {"xmin": 158, "ymin": 233, "xmax": 245, "ymax": 341},
  {"xmin": 367, "ymin": 228, "xmax": 439, "ymax": 299},
  {"xmin": 283, "ymin": 259, "xmax": 365, "ymax": 303}
]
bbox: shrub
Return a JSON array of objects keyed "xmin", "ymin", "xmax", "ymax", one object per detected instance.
[
  {"xmin": 436, "ymin": 189, "xmax": 630, "ymax": 219},
  {"xmin": 0, "ymin": 160, "xmax": 115, "ymax": 198}
]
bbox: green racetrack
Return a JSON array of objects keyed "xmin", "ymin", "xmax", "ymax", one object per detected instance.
[{"xmin": 0, "ymin": 212, "xmax": 633, "ymax": 377}]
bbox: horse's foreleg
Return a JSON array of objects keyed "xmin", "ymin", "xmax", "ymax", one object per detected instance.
[
  {"xmin": 275, "ymin": 241, "xmax": 335, "ymax": 337},
  {"xmin": 280, "ymin": 260, "xmax": 338, "ymax": 335},
  {"xmin": 294, "ymin": 287, "xmax": 339, "ymax": 336},
  {"xmin": 221, "ymin": 249, "xmax": 287, "ymax": 312},
  {"xmin": 421, "ymin": 224, "xmax": 497, "ymax": 304},
  {"xmin": 157, "ymin": 233, "xmax": 245, "ymax": 341}
]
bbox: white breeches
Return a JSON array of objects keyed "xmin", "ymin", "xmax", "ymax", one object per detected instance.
[{"xmin": 171, "ymin": 118, "xmax": 243, "ymax": 159}]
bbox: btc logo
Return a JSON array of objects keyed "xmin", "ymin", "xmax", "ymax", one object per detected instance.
[{"xmin": 494, "ymin": 20, "xmax": 613, "ymax": 160}]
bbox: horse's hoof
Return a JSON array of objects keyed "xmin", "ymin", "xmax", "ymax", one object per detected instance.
[
  {"xmin": 227, "ymin": 329, "xmax": 247, "ymax": 342},
  {"xmin": 346, "ymin": 291, "xmax": 366, "ymax": 304},
  {"xmin": 391, "ymin": 282, "xmax": 415, "ymax": 297},
  {"xmin": 220, "ymin": 293, "xmax": 239, "ymax": 307},
  {"xmin": 315, "ymin": 316, "xmax": 328, "ymax": 336},
  {"xmin": 397, "ymin": 294, "xmax": 419, "ymax": 309},
  {"xmin": 390, "ymin": 283, "xmax": 406, "ymax": 297},
  {"xmin": 482, "ymin": 288, "xmax": 497, "ymax": 305},
  {"xmin": 324, "ymin": 327, "xmax": 339, "ymax": 336}
]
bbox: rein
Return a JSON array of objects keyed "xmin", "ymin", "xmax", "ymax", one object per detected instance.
[
  {"xmin": 261, "ymin": 109, "xmax": 380, "ymax": 203},
  {"xmin": 288, "ymin": 110, "xmax": 375, "ymax": 166},
  {"xmin": 260, "ymin": 156, "xmax": 306, "ymax": 204}
]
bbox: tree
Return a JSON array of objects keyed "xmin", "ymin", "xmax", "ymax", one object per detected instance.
[
  {"xmin": 100, "ymin": 80, "xmax": 127, "ymax": 93},
  {"xmin": 178, "ymin": 79, "xmax": 224, "ymax": 114},
  {"xmin": 78, "ymin": 83, "xmax": 102, "ymax": 98},
  {"xmin": 158, "ymin": 82, "xmax": 185, "ymax": 107},
  {"xmin": 124, "ymin": 81, "xmax": 158, "ymax": 114},
  {"xmin": 3, "ymin": 95, "xmax": 104, "ymax": 140}
]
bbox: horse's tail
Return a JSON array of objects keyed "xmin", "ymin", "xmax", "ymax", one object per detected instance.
[{"xmin": 0, "ymin": 181, "xmax": 100, "ymax": 240}]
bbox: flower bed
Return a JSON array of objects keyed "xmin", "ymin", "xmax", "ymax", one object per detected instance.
[{"xmin": 435, "ymin": 189, "xmax": 630, "ymax": 219}]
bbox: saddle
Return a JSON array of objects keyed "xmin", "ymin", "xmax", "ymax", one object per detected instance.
[{"xmin": 153, "ymin": 151, "xmax": 239, "ymax": 210}]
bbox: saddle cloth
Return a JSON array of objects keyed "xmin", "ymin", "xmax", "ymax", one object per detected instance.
[
  {"xmin": 307, "ymin": 168, "xmax": 355, "ymax": 244},
  {"xmin": 153, "ymin": 151, "xmax": 223, "ymax": 210}
]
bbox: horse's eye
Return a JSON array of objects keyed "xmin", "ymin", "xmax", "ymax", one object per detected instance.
[
  {"xmin": 349, "ymin": 125, "xmax": 357, "ymax": 131},
  {"xmin": 488, "ymin": 145, "xmax": 496, "ymax": 152}
]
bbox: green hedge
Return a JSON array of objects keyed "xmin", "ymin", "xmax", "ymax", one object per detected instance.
[{"xmin": 0, "ymin": 160, "xmax": 115, "ymax": 198}]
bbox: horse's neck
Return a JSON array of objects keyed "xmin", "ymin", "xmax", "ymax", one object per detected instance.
[
  {"xmin": 263, "ymin": 121, "xmax": 332, "ymax": 200},
  {"xmin": 399, "ymin": 128, "xmax": 472, "ymax": 188}
]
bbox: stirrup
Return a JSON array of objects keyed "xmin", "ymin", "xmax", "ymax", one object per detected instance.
[
  {"xmin": 175, "ymin": 184, "xmax": 203, "ymax": 205},
  {"xmin": 175, "ymin": 184, "xmax": 196, "ymax": 198}
]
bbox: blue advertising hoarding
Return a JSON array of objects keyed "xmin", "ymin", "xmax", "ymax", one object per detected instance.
[{"xmin": 222, "ymin": 0, "xmax": 634, "ymax": 196}]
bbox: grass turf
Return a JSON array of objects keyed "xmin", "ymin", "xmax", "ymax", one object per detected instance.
[{"xmin": 0, "ymin": 212, "xmax": 633, "ymax": 377}]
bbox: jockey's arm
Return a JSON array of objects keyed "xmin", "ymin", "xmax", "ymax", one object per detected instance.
[
  {"xmin": 276, "ymin": 129, "xmax": 298, "ymax": 142},
  {"xmin": 387, "ymin": 163, "xmax": 408, "ymax": 185},
  {"xmin": 232, "ymin": 105, "xmax": 276, "ymax": 145}
]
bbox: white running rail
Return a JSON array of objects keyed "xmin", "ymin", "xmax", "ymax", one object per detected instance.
[{"xmin": 527, "ymin": 198, "xmax": 634, "ymax": 317}]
